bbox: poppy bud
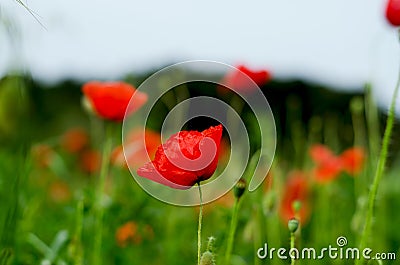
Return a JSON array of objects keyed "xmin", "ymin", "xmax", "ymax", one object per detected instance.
[
  {"xmin": 81, "ymin": 96, "xmax": 95, "ymax": 117},
  {"xmin": 234, "ymin": 178, "xmax": 247, "ymax": 199},
  {"xmin": 288, "ymin": 218, "xmax": 299, "ymax": 233},
  {"xmin": 292, "ymin": 200, "xmax": 302, "ymax": 213},
  {"xmin": 200, "ymin": 251, "xmax": 215, "ymax": 265},
  {"xmin": 350, "ymin": 97, "xmax": 364, "ymax": 115}
]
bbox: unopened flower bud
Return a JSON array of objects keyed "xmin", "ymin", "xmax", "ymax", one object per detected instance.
[
  {"xmin": 81, "ymin": 96, "xmax": 95, "ymax": 116},
  {"xmin": 292, "ymin": 200, "xmax": 302, "ymax": 213},
  {"xmin": 234, "ymin": 178, "xmax": 246, "ymax": 199},
  {"xmin": 288, "ymin": 218, "xmax": 299, "ymax": 233},
  {"xmin": 200, "ymin": 251, "xmax": 215, "ymax": 265},
  {"xmin": 350, "ymin": 97, "xmax": 364, "ymax": 115}
]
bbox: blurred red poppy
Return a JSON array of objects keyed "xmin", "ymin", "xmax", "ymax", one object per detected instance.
[
  {"xmin": 31, "ymin": 144, "xmax": 54, "ymax": 168},
  {"xmin": 137, "ymin": 125, "xmax": 223, "ymax": 189},
  {"xmin": 340, "ymin": 147, "xmax": 365, "ymax": 176},
  {"xmin": 61, "ymin": 128, "xmax": 88, "ymax": 153},
  {"xmin": 279, "ymin": 171, "xmax": 310, "ymax": 223},
  {"xmin": 386, "ymin": 0, "xmax": 400, "ymax": 26},
  {"xmin": 112, "ymin": 129, "xmax": 161, "ymax": 168},
  {"xmin": 82, "ymin": 81, "xmax": 147, "ymax": 122},
  {"xmin": 49, "ymin": 181, "xmax": 71, "ymax": 203},
  {"xmin": 309, "ymin": 144, "xmax": 342, "ymax": 182},
  {"xmin": 116, "ymin": 221, "xmax": 141, "ymax": 247},
  {"xmin": 309, "ymin": 144, "xmax": 335, "ymax": 164},
  {"xmin": 80, "ymin": 149, "xmax": 101, "ymax": 173},
  {"xmin": 219, "ymin": 65, "xmax": 271, "ymax": 94}
]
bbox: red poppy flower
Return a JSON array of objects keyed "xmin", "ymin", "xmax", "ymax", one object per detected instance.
[
  {"xmin": 80, "ymin": 149, "xmax": 101, "ymax": 173},
  {"xmin": 49, "ymin": 181, "xmax": 71, "ymax": 203},
  {"xmin": 340, "ymin": 147, "xmax": 365, "ymax": 176},
  {"xmin": 112, "ymin": 129, "xmax": 161, "ymax": 168},
  {"xmin": 31, "ymin": 144, "xmax": 54, "ymax": 168},
  {"xmin": 219, "ymin": 65, "xmax": 271, "ymax": 94},
  {"xmin": 61, "ymin": 128, "xmax": 88, "ymax": 153},
  {"xmin": 279, "ymin": 171, "xmax": 310, "ymax": 223},
  {"xmin": 115, "ymin": 221, "xmax": 141, "ymax": 247},
  {"xmin": 309, "ymin": 144, "xmax": 335, "ymax": 164},
  {"xmin": 386, "ymin": 0, "xmax": 400, "ymax": 26},
  {"xmin": 309, "ymin": 144, "xmax": 342, "ymax": 182},
  {"xmin": 82, "ymin": 81, "xmax": 148, "ymax": 122},
  {"xmin": 137, "ymin": 125, "xmax": 223, "ymax": 189}
]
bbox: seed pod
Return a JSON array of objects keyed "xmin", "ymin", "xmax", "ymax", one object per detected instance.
[
  {"xmin": 200, "ymin": 251, "xmax": 215, "ymax": 265},
  {"xmin": 234, "ymin": 178, "xmax": 246, "ymax": 199},
  {"xmin": 288, "ymin": 218, "xmax": 299, "ymax": 233}
]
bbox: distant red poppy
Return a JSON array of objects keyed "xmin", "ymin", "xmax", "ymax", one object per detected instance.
[
  {"xmin": 115, "ymin": 221, "xmax": 141, "ymax": 247},
  {"xmin": 31, "ymin": 144, "xmax": 54, "ymax": 168},
  {"xmin": 279, "ymin": 171, "xmax": 310, "ymax": 223},
  {"xmin": 386, "ymin": 0, "xmax": 400, "ymax": 26},
  {"xmin": 219, "ymin": 65, "xmax": 271, "ymax": 94},
  {"xmin": 82, "ymin": 81, "xmax": 147, "ymax": 122},
  {"xmin": 61, "ymin": 128, "xmax": 88, "ymax": 153},
  {"xmin": 137, "ymin": 125, "xmax": 223, "ymax": 189},
  {"xmin": 80, "ymin": 149, "xmax": 101, "ymax": 173},
  {"xmin": 309, "ymin": 144, "xmax": 342, "ymax": 182},
  {"xmin": 309, "ymin": 144, "xmax": 335, "ymax": 164},
  {"xmin": 340, "ymin": 147, "xmax": 365, "ymax": 176},
  {"xmin": 49, "ymin": 181, "xmax": 71, "ymax": 203},
  {"xmin": 112, "ymin": 129, "xmax": 161, "ymax": 168}
]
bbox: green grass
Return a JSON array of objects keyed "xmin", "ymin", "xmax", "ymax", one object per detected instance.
[{"xmin": 0, "ymin": 74, "xmax": 399, "ymax": 265}]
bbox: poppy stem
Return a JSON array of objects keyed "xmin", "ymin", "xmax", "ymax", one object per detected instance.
[
  {"xmin": 356, "ymin": 41, "xmax": 400, "ymax": 264},
  {"xmin": 224, "ymin": 198, "xmax": 240, "ymax": 265},
  {"xmin": 197, "ymin": 183, "xmax": 203, "ymax": 265},
  {"xmin": 92, "ymin": 123, "xmax": 113, "ymax": 265},
  {"xmin": 365, "ymin": 83, "xmax": 381, "ymax": 167},
  {"xmin": 73, "ymin": 199, "xmax": 84, "ymax": 265},
  {"xmin": 228, "ymin": 95, "xmax": 246, "ymax": 133},
  {"xmin": 290, "ymin": 232, "xmax": 296, "ymax": 265}
]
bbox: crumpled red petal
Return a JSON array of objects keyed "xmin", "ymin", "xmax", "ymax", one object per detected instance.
[{"xmin": 137, "ymin": 125, "xmax": 223, "ymax": 189}]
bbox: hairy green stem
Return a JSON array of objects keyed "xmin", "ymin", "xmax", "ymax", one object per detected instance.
[
  {"xmin": 357, "ymin": 51, "xmax": 400, "ymax": 264},
  {"xmin": 92, "ymin": 124, "xmax": 113, "ymax": 265},
  {"xmin": 197, "ymin": 183, "xmax": 203, "ymax": 265},
  {"xmin": 224, "ymin": 198, "xmax": 240, "ymax": 265},
  {"xmin": 74, "ymin": 199, "xmax": 84, "ymax": 265},
  {"xmin": 290, "ymin": 232, "xmax": 295, "ymax": 265},
  {"xmin": 365, "ymin": 83, "xmax": 381, "ymax": 169}
]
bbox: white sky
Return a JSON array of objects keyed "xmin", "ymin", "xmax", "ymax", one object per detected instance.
[{"xmin": 1, "ymin": 0, "xmax": 399, "ymax": 111}]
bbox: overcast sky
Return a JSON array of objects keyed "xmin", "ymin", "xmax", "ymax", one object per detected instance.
[{"xmin": 0, "ymin": 0, "xmax": 399, "ymax": 111}]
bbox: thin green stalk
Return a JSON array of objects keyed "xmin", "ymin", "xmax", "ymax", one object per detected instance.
[
  {"xmin": 290, "ymin": 232, "xmax": 295, "ymax": 265},
  {"xmin": 224, "ymin": 198, "xmax": 240, "ymax": 265},
  {"xmin": 350, "ymin": 97, "xmax": 367, "ymax": 203},
  {"xmin": 357, "ymin": 51, "xmax": 400, "ymax": 264},
  {"xmin": 92, "ymin": 124, "xmax": 113, "ymax": 265},
  {"xmin": 228, "ymin": 94, "xmax": 246, "ymax": 132},
  {"xmin": 253, "ymin": 204, "xmax": 262, "ymax": 265},
  {"xmin": 253, "ymin": 234, "xmax": 261, "ymax": 265},
  {"xmin": 74, "ymin": 199, "xmax": 84, "ymax": 265},
  {"xmin": 197, "ymin": 183, "xmax": 203, "ymax": 265},
  {"xmin": 365, "ymin": 83, "xmax": 381, "ymax": 169}
]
